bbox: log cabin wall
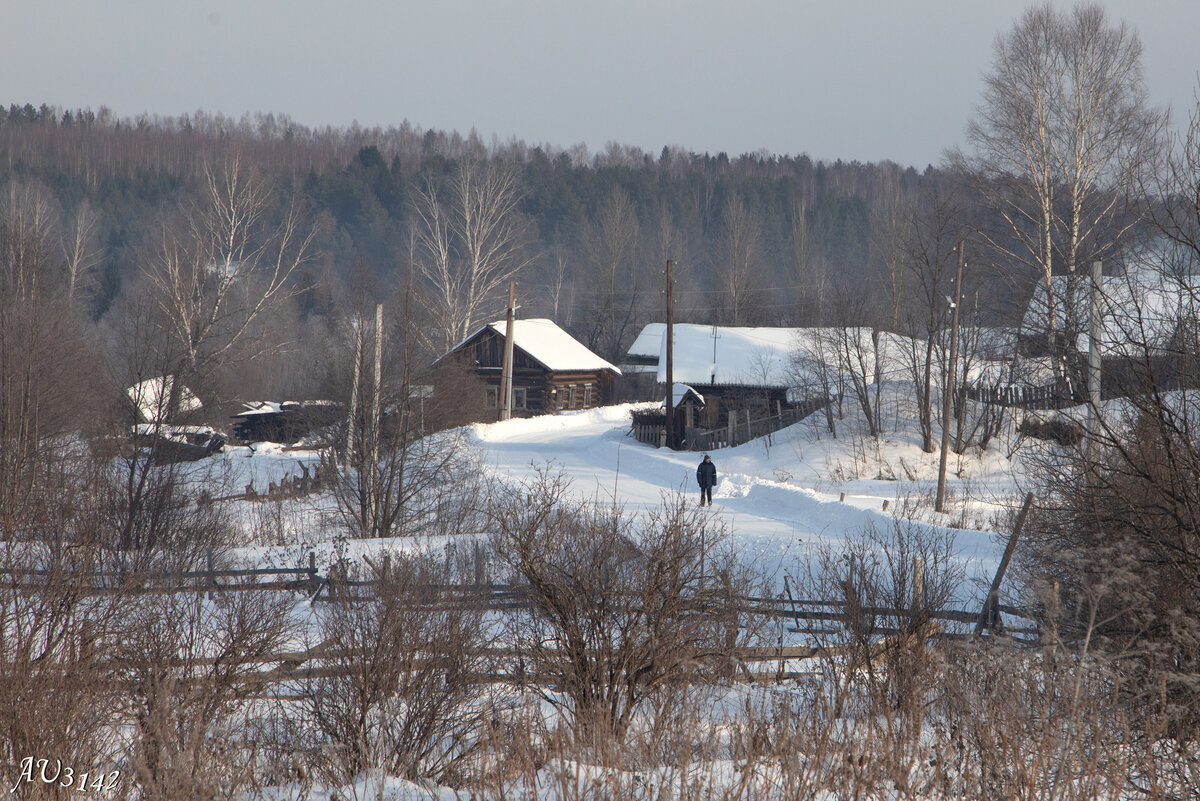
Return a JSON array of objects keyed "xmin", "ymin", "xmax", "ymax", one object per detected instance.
[{"xmin": 454, "ymin": 328, "xmax": 617, "ymax": 420}]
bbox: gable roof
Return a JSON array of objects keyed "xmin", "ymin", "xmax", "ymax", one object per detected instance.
[
  {"xmin": 453, "ymin": 318, "xmax": 620, "ymax": 374},
  {"xmin": 664, "ymin": 382, "xmax": 706, "ymax": 408},
  {"xmin": 1021, "ymin": 268, "xmax": 1200, "ymax": 356},
  {"xmin": 631, "ymin": 323, "xmax": 880, "ymax": 388},
  {"xmin": 126, "ymin": 375, "xmax": 202, "ymax": 423},
  {"xmin": 647, "ymin": 324, "xmax": 800, "ymax": 387}
]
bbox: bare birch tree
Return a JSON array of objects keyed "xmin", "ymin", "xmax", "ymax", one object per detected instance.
[
  {"xmin": 0, "ymin": 184, "xmax": 102, "ymax": 539},
  {"xmin": 956, "ymin": 2, "xmax": 1164, "ymax": 383},
  {"xmin": 897, "ymin": 181, "xmax": 971, "ymax": 452},
  {"xmin": 60, "ymin": 198, "xmax": 103, "ymax": 305},
  {"xmin": 143, "ymin": 157, "xmax": 317, "ymax": 411},
  {"xmin": 412, "ymin": 159, "xmax": 533, "ymax": 353},
  {"xmin": 713, "ymin": 193, "xmax": 766, "ymax": 326},
  {"xmin": 580, "ymin": 187, "xmax": 642, "ymax": 361},
  {"xmin": 322, "ymin": 287, "xmax": 483, "ymax": 539}
]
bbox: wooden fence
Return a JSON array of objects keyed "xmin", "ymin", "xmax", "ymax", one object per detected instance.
[
  {"xmin": 2, "ymin": 556, "xmax": 1041, "ymax": 691},
  {"xmin": 635, "ymin": 396, "xmax": 835, "ymax": 451},
  {"xmin": 0, "ymin": 556, "xmax": 323, "ymax": 596},
  {"xmin": 0, "ymin": 559, "xmax": 1038, "ymax": 635},
  {"xmin": 966, "ymin": 382, "xmax": 1079, "ymax": 410}
]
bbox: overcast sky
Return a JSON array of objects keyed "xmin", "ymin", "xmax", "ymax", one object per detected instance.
[{"xmin": 4, "ymin": 1, "xmax": 1198, "ymax": 168}]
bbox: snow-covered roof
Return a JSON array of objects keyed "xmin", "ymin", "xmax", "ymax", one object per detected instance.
[
  {"xmin": 233, "ymin": 401, "xmax": 295, "ymax": 417},
  {"xmin": 627, "ymin": 324, "xmax": 666, "ymax": 359},
  {"xmin": 664, "ymin": 382, "xmax": 705, "ymax": 408},
  {"xmin": 645, "ymin": 324, "xmax": 801, "ymax": 387},
  {"xmin": 1021, "ymin": 268, "xmax": 1200, "ymax": 356},
  {"xmin": 460, "ymin": 318, "xmax": 620, "ymax": 374},
  {"xmin": 126, "ymin": 376, "xmax": 201, "ymax": 423},
  {"xmin": 635, "ymin": 324, "xmax": 881, "ymax": 389}
]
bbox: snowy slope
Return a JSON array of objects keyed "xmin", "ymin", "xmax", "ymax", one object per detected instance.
[
  {"xmin": 212, "ymin": 390, "xmax": 1022, "ymax": 610},
  {"xmin": 467, "ymin": 401, "xmax": 1015, "ymax": 606}
]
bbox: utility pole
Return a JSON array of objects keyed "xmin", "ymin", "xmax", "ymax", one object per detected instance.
[
  {"xmin": 346, "ymin": 317, "xmax": 362, "ymax": 457},
  {"xmin": 936, "ymin": 242, "xmax": 965, "ymax": 513},
  {"xmin": 1088, "ymin": 259, "xmax": 1102, "ymax": 442},
  {"xmin": 499, "ymin": 282, "xmax": 516, "ymax": 421},
  {"xmin": 368, "ymin": 303, "xmax": 383, "ymax": 531},
  {"xmin": 664, "ymin": 259, "xmax": 675, "ymax": 449}
]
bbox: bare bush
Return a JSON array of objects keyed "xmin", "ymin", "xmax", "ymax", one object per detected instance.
[
  {"xmin": 490, "ymin": 470, "xmax": 763, "ymax": 742},
  {"xmin": 299, "ymin": 553, "xmax": 492, "ymax": 786},
  {"xmin": 1022, "ymin": 400, "xmax": 1200, "ymax": 736},
  {"xmin": 933, "ymin": 635, "xmax": 1150, "ymax": 800},
  {"xmin": 322, "ymin": 289, "xmax": 486, "ymax": 540},
  {"xmin": 803, "ymin": 512, "xmax": 963, "ymax": 725},
  {"xmin": 118, "ymin": 587, "xmax": 296, "ymax": 800},
  {"xmin": 0, "ymin": 543, "xmax": 124, "ymax": 801}
]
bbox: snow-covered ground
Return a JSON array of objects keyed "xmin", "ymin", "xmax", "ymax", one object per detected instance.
[
  {"xmin": 467, "ymin": 402, "xmax": 1017, "ymax": 603},
  {"xmin": 217, "ymin": 393, "xmax": 1027, "ymax": 614},
  {"xmin": 185, "ymin": 391, "xmax": 1037, "ymax": 800}
]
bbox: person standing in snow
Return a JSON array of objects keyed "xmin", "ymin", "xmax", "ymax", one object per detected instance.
[{"xmin": 696, "ymin": 455, "xmax": 717, "ymax": 506}]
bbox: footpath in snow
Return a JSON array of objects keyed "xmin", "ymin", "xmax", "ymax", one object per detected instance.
[{"xmin": 468, "ymin": 403, "xmax": 1012, "ymax": 606}]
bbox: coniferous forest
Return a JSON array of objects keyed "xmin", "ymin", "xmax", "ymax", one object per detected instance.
[{"xmin": 0, "ymin": 101, "xmax": 1004, "ymax": 370}]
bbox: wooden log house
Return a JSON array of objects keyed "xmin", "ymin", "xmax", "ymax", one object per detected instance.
[{"xmin": 443, "ymin": 318, "xmax": 621, "ymax": 419}]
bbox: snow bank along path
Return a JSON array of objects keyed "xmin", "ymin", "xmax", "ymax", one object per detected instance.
[{"xmin": 469, "ymin": 404, "xmax": 1004, "ymax": 608}]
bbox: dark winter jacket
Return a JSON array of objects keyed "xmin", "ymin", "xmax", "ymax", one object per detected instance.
[{"xmin": 696, "ymin": 458, "xmax": 717, "ymax": 488}]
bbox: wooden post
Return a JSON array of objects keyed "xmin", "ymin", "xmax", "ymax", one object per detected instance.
[
  {"xmin": 975, "ymin": 492, "xmax": 1035, "ymax": 635},
  {"xmin": 499, "ymin": 282, "xmax": 516, "ymax": 421},
  {"xmin": 665, "ymin": 259, "xmax": 676, "ymax": 449},
  {"xmin": 474, "ymin": 540, "xmax": 486, "ymax": 586},
  {"xmin": 307, "ymin": 551, "xmax": 321, "ymax": 596},
  {"xmin": 1088, "ymin": 259, "xmax": 1102, "ymax": 445},
  {"xmin": 936, "ymin": 241, "xmax": 965, "ymax": 513}
]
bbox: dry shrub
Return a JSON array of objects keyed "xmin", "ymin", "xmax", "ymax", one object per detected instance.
[
  {"xmin": 803, "ymin": 513, "xmax": 962, "ymax": 725},
  {"xmin": 489, "ymin": 469, "xmax": 764, "ymax": 744},
  {"xmin": 299, "ymin": 552, "xmax": 492, "ymax": 787},
  {"xmin": 933, "ymin": 638, "xmax": 1142, "ymax": 800},
  {"xmin": 0, "ymin": 543, "xmax": 124, "ymax": 801},
  {"xmin": 1025, "ymin": 403, "xmax": 1200, "ymax": 735},
  {"xmin": 119, "ymin": 587, "xmax": 297, "ymax": 800}
]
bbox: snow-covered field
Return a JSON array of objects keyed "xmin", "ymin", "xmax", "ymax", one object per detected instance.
[
  {"xmin": 195, "ymin": 395, "xmax": 1036, "ymax": 800},
  {"xmin": 468, "ymin": 402, "xmax": 1019, "ymax": 600},
  {"xmin": 222, "ymin": 397, "xmax": 1025, "ymax": 610}
]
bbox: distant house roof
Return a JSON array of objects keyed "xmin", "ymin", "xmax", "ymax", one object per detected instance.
[
  {"xmin": 126, "ymin": 375, "xmax": 202, "ymax": 423},
  {"xmin": 630, "ymin": 323, "xmax": 881, "ymax": 389},
  {"xmin": 639, "ymin": 324, "xmax": 800, "ymax": 387},
  {"xmin": 451, "ymin": 318, "xmax": 621, "ymax": 374},
  {"xmin": 1021, "ymin": 267, "xmax": 1200, "ymax": 357}
]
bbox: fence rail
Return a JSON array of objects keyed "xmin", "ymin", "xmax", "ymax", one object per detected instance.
[
  {"xmin": 635, "ymin": 396, "xmax": 835, "ymax": 451},
  {"xmin": 3, "ymin": 560, "xmax": 1041, "ymax": 693},
  {"xmin": 966, "ymin": 382, "xmax": 1079, "ymax": 410},
  {"xmin": 0, "ymin": 561, "xmax": 1039, "ymax": 630}
]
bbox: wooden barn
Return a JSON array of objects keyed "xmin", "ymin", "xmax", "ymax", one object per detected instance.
[
  {"xmin": 626, "ymin": 323, "xmax": 814, "ymax": 427},
  {"xmin": 441, "ymin": 318, "xmax": 621, "ymax": 419}
]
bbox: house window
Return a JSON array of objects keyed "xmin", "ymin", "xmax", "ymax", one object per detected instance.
[
  {"xmin": 490, "ymin": 386, "xmax": 526, "ymax": 411},
  {"xmin": 567, "ymin": 385, "xmax": 577, "ymax": 408},
  {"xmin": 583, "ymin": 384, "xmax": 593, "ymax": 407}
]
